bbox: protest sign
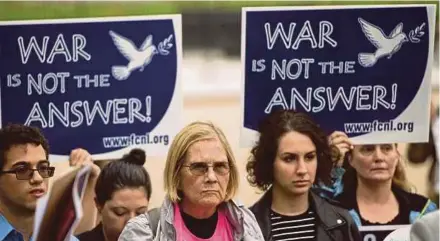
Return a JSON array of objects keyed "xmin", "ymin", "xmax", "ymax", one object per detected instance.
[
  {"xmin": 358, "ymin": 224, "xmax": 411, "ymax": 241},
  {"xmin": 33, "ymin": 165, "xmax": 92, "ymax": 241},
  {"xmin": 240, "ymin": 5, "xmax": 436, "ymax": 146},
  {"xmin": 0, "ymin": 15, "xmax": 183, "ymax": 161}
]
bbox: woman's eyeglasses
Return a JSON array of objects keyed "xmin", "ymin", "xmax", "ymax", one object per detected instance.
[
  {"xmin": 0, "ymin": 162, "xmax": 55, "ymax": 180},
  {"xmin": 182, "ymin": 162, "xmax": 230, "ymax": 176}
]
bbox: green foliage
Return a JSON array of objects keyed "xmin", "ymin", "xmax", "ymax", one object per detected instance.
[{"xmin": 0, "ymin": 1, "xmax": 437, "ymax": 21}]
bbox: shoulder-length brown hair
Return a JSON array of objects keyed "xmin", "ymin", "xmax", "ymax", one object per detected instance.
[{"xmin": 246, "ymin": 109, "xmax": 340, "ymax": 191}]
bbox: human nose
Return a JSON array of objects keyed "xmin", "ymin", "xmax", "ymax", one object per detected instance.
[
  {"xmin": 30, "ymin": 169, "xmax": 44, "ymax": 184},
  {"xmin": 296, "ymin": 159, "xmax": 307, "ymax": 175},
  {"xmin": 205, "ymin": 166, "xmax": 218, "ymax": 182},
  {"xmin": 372, "ymin": 146, "xmax": 386, "ymax": 162}
]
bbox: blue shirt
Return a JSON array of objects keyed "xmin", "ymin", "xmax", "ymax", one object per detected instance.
[{"xmin": 0, "ymin": 214, "xmax": 79, "ymax": 241}]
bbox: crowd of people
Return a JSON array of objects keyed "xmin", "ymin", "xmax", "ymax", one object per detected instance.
[{"xmin": 0, "ymin": 108, "xmax": 438, "ymax": 241}]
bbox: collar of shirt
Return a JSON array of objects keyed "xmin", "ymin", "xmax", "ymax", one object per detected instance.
[
  {"xmin": 0, "ymin": 214, "xmax": 79, "ymax": 241},
  {"xmin": 0, "ymin": 214, "xmax": 23, "ymax": 241}
]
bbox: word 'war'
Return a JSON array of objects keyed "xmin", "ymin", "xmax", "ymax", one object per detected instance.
[
  {"xmin": 265, "ymin": 21, "xmax": 338, "ymax": 50},
  {"xmin": 265, "ymin": 84, "xmax": 398, "ymax": 113},
  {"xmin": 24, "ymin": 97, "xmax": 152, "ymax": 128},
  {"xmin": 18, "ymin": 33, "xmax": 91, "ymax": 64}
]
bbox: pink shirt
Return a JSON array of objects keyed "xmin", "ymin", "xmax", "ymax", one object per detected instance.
[{"xmin": 173, "ymin": 203, "xmax": 234, "ymax": 241}]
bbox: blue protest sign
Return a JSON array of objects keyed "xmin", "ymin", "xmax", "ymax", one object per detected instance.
[
  {"xmin": 0, "ymin": 15, "xmax": 183, "ymax": 161},
  {"xmin": 240, "ymin": 5, "xmax": 436, "ymax": 146}
]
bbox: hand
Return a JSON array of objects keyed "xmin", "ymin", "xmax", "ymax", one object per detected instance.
[
  {"xmin": 328, "ymin": 131, "xmax": 353, "ymax": 167},
  {"xmin": 69, "ymin": 148, "xmax": 101, "ymax": 178}
]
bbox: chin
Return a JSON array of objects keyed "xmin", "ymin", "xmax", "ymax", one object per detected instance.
[
  {"xmin": 198, "ymin": 197, "xmax": 223, "ymax": 208},
  {"xmin": 24, "ymin": 203, "xmax": 38, "ymax": 212},
  {"xmin": 288, "ymin": 187, "xmax": 310, "ymax": 196},
  {"xmin": 367, "ymin": 177, "xmax": 392, "ymax": 183}
]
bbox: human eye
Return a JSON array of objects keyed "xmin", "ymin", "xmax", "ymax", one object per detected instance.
[
  {"xmin": 282, "ymin": 154, "xmax": 297, "ymax": 163},
  {"xmin": 190, "ymin": 162, "xmax": 207, "ymax": 173},
  {"xmin": 360, "ymin": 145, "xmax": 375, "ymax": 155},
  {"xmin": 112, "ymin": 208, "xmax": 127, "ymax": 216},
  {"xmin": 214, "ymin": 162, "xmax": 230, "ymax": 173},
  {"xmin": 305, "ymin": 152, "xmax": 316, "ymax": 161}
]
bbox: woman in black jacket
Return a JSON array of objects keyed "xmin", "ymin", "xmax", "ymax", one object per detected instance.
[{"xmin": 246, "ymin": 109, "xmax": 361, "ymax": 241}]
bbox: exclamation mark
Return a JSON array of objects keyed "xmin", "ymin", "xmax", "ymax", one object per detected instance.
[
  {"xmin": 146, "ymin": 96, "xmax": 152, "ymax": 123},
  {"xmin": 391, "ymin": 84, "xmax": 397, "ymax": 109}
]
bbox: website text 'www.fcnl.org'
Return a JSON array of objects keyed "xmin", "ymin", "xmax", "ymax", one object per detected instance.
[
  {"xmin": 344, "ymin": 120, "xmax": 414, "ymax": 134},
  {"xmin": 103, "ymin": 133, "xmax": 170, "ymax": 148}
]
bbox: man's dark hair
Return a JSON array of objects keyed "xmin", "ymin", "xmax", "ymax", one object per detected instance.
[
  {"xmin": 95, "ymin": 148, "xmax": 152, "ymax": 205},
  {"xmin": 0, "ymin": 124, "xmax": 50, "ymax": 171},
  {"xmin": 246, "ymin": 109, "xmax": 339, "ymax": 191}
]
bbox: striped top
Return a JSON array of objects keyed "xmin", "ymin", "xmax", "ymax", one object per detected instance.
[{"xmin": 270, "ymin": 209, "xmax": 316, "ymax": 241}]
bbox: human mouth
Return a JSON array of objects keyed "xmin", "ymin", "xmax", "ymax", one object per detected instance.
[
  {"xmin": 29, "ymin": 188, "xmax": 46, "ymax": 198},
  {"xmin": 293, "ymin": 180, "xmax": 310, "ymax": 186}
]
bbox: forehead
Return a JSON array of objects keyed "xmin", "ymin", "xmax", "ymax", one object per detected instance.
[
  {"xmin": 107, "ymin": 187, "xmax": 148, "ymax": 206},
  {"xmin": 4, "ymin": 144, "xmax": 47, "ymax": 167},
  {"xmin": 355, "ymin": 144, "xmax": 395, "ymax": 150},
  {"xmin": 278, "ymin": 131, "xmax": 316, "ymax": 153},
  {"xmin": 186, "ymin": 138, "xmax": 227, "ymax": 163}
]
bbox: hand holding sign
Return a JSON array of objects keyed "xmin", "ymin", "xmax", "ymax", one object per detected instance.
[
  {"xmin": 328, "ymin": 131, "xmax": 353, "ymax": 167},
  {"xmin": 69, "ymin": 148, "xmax": 100, "ymax": 178}
]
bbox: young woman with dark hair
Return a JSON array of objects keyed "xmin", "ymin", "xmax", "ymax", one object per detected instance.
[
  {"xmin": 77, "ymin": 148, "xmax": 152, "ymax": 241},
  {"xmin": 246, "ymin": 109, "xmax": 361, "ymax": 241}
]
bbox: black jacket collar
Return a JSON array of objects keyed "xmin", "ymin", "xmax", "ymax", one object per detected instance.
[{"xmin": 249, "ymin": 188, "xmax": 346, "ymax": 241}]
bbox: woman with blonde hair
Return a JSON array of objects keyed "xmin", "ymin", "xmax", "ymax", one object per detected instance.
[
  {"xmin": 118, "ymin": 121, "xmax": 264, "ymax": 241},
  {"xmin": 330, "ymin": 141, "xmax": 438, "ymax": 227}
]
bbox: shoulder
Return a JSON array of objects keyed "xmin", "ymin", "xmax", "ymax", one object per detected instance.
[
  {"xmin": 118, "ymin": 212, "xmax": 154, "ymax": 241},
  {"xmin": 410, "ymin": 211, "xmax": 439, "ymax": 241},
  {"xmin": 76, "ymin": 225, "xmax": 103, "ymax": 241},
  {"xmin": 127, "ymin": 212, "xmax": 151, "ymax": 227},
  {"xmin": 226, "ymin": 200, "xmax": 265, "ymax": 241},
  {"xmin": 396, "ymin": 188, "xmax": 438, "ymax": 212},
  {"xmin": 228, "ymin": 199, "xmax": 258, "ymax": 221}
]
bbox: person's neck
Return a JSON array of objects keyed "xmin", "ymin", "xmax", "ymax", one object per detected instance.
[
  {"xmin": 0, "ymin": 205, "xmax": 34, "ymax": 241},
  {"xmin": 356, "ymin": 177, "xmax": 394, "ymax": 204},
  {"xmin": 180, "ymin": 199, "xmax": 217, "ymax": 219},
  {"xmin": 271, "ymin": 185, "xmax": 309, "ymax": 216}
]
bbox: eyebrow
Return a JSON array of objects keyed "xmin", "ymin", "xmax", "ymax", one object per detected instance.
[
  {"xmin": 112, "ymin": 206, "xmax": 148, "ymax": 210},
  {"xmin": 11, "ymin": 160, "xmax": 49, "ymax": 168},
  {"xmin": 281, "ymin": 150, "xmax": 316, "ymax": 155},
  {"xmin": 11, "ymin": 161, "xmax": 29, "ymax": 168}
]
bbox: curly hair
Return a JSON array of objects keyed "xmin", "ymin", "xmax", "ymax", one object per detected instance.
[
  {"xmin": 246, "ymin": 109, "xmax": 339, "ymax": 191},
  {"xmin": 0, "ymin": 124, "xmax": 49, "ymax": 170}
]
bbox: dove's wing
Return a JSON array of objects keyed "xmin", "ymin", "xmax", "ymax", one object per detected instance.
[
  {"xmin": 140, "ymin": 35, "xmax": 153, "ymax": 51},
  {"xmin": 389, "ymin": 23, "xmax": 403, "ymax": 38},
  {"xmin": 109, "ymin": 31, "xmax": 139, "ymax": 61},
  {"xmin": 358, "ymin": 18, "xmax": 387, "ymax": 48}
]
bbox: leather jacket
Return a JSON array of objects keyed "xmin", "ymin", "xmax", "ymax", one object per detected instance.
[{"xmin": 249, "ymin": 188, "xmax": 361, "ymax": 241}]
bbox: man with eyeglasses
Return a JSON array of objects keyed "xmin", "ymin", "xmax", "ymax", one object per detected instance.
[{"xmin": 0, "ymin": 124, "xmax": 99, "ymax": 241}]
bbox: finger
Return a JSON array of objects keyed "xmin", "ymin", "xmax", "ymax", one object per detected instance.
[
  {"xmin": 335, "ymin": 143, "xmax": 350, "ymax": 153},
  {"xmin": 330, "ymin": 131, "xmax": 347, "ymax": 139},
  {"xmin": 331, "ymin": 135, "xmax": 349, "ymax": 145},
  {"xmin": 69, "ymin": 150, "xmax": 79, "ymax": 166}
]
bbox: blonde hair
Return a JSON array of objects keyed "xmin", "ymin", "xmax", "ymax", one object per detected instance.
[
  {"xmin": 393, "ymin": 157, "xmax": 412, "ymax": 192},
  {"xmin": 163, "ymin": 121, "xmax": 239, "ymax": 202}
]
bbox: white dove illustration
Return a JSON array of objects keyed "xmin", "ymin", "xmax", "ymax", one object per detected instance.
[
  {"xmin": 358, "ymin": 18, "xmax": 409, "ymax": 67},
  {"xmin": 109, "ymin": 30, "xmax": 158, "ymax": 80}
]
